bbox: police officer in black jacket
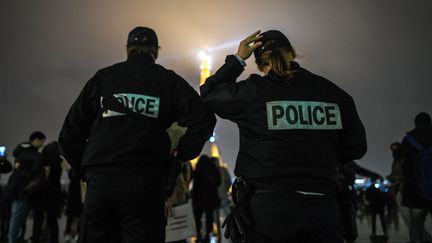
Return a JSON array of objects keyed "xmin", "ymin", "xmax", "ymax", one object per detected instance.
[
  {"xmin": 200, "ymin": 30, "xmax": 367, "ymax": 243},
  {"xmin": 59, "ymin": 26, "xmax": 216, "ymax": 243}
]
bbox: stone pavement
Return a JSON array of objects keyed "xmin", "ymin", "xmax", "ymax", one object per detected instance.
[{"xmin": 1, "ymin": 207, "xmax": 430, "ymax": 243}]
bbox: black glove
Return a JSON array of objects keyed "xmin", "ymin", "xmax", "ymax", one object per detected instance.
[
  {"xmin": 221, "ymin": 177, "xmax": 252, "ymax": 243},
  {"xmin": 163, "ymin": 150, "xmax": 181, "ymax": 200},
  {"xmin": 222, "ymin": 206, "xmax": 250, "ymax": 243}
]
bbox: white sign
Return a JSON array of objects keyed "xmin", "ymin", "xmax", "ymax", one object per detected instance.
[{"xmin": 165, "ymin": 203, "xmax": 196, "ymax": 242}]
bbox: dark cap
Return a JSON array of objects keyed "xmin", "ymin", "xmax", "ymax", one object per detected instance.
[
  {"xmin": 127, "ymin": 26, "xmax": 158, "ymax": 46},
  {"xmin": 253, "ymin": 30, "xmax": 292, "ymax": 59}
]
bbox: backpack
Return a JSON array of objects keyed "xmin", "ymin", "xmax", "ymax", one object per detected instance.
[{"xmin": 404, "ymin": 135, "xmax": 432, "ymax": 202}]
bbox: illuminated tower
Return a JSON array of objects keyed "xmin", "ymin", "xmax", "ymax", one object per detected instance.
[
  {"xmin": 199, "ymin": 51, "xmax": 211, "ymax": 86},
  {"xmin": 190, "ymin": 51, "xmax": 222, "ymax": 168}
]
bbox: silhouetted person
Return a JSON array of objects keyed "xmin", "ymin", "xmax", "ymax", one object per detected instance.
[
  {"xmin": 31, "ymin": 141, "xmax": 63, "ymax": 243},
  {"xmin": 0, "ymin": 151, "xmax": 13, "ymax": 240},
  {"xmin": 5, "ymin": 131, "xmax": 46, "ymax": 243},
  {"xmin": 366, "ymin": 181, "xmax": 388, "ymax": 237},
  {"xmin": 212, "ymin": 157, "xmax": 232, "ymax": 243},
  {"xmin": 398, "ymin": 112, "xmax": 432, "ymax": 243},
  {"xmin": 58, "ymin": 26, "xmax": 215, "ymax": 243},
  {"xmin": 192, "ymin": 155, "xmax": 221, "ymax": 243}
]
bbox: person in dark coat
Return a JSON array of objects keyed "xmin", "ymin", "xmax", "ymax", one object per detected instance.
[
  {"xmin": 58, "ymin": 26, "xmax": 216, "ymax": 243},
  {"xmin": 365, "ymin": 181, "xmax": 388, "ymax": 237},
  {"xmin": 192, "ymin": 155, "xmax": 221, "ymax": 243},
  {"xmin": 200, "ymin": 30, "xmax": 367, "ymax": 243},
  {"xmin": 0, "ymin": 150, "xmax": 13, "ymax": 240},
  {"xmin": 30, "ymin": 141, "xmax": 63, "ymax": 243},
  {"xmin": 6, "ymin": 131, "xmax": 46, "ymax": 243},
  {"xmin": 398, "ymin": 112, "xmax": 432, "ymax": 243},
  {"xmin": 387, "ymin": 142, "xmax": 404, "ymax": 194}
]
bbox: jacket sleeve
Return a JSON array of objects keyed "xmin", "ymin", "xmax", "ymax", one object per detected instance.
[
  {"xmin": 58, "ymin": 74, "xmax": 99, "ymax": 170},
  {"xmin": 352, "ymin": 161, "xmax": 381, "ymax": 179},
  {"xmin": 339, "ymin": 95, "xmax": 367, "ymax": 162},
  {"xmin": 200, "ymin": 55, "xmax": 257, "ymax": 122},
  {"xmin": 170, "ymin": 73, "xmax": 216, "ymax": 161}
]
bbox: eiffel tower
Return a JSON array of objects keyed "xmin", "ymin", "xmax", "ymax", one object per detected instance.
[{"xmin": 189, "ymin": 51, "xmax": 224, "ymax": 168}]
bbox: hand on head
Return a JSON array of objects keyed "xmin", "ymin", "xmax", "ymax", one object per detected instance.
[{"xmin": 236, "ymin": 31, "xmax": 263, "ymax": 60}]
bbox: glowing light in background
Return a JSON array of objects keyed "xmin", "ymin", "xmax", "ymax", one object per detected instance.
[
  {"xmin": 198, "ymin": 50, "xmax": 211, "ymax": 86},
  {"xmin": 208, "ymin": 40, "xmax": 239, "ymax": 52},
  {"xmin": 0, "ymin": 146, "xmax": 6, "ymax": 157},
  {"xmin": 190, "ymin": 51, "xmax": 217, "ymax": 168},
  {"xmin": 355, "ymin": 178, "xmax": 366, "ymax": 184}
]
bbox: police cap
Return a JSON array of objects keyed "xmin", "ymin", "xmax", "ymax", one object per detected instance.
[
  {"xmin": 253, "ymin": 30, "xmax": 291, "ymax": 59},
  {"xmin": 127, "ymin": 26, "xmax": 158, "ymax": 47}
]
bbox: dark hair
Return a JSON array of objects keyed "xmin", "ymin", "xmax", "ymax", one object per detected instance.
[
  {"xmin": 126, "ymin": 44, "xmax": 159, "ymax": 60},
  {"xmin": 414, "ymin": 112, "xmax": 432, "ymax": 130},
  {"xmin": 29, "ymin": 131, "xmax": 46, "ymax": 141},
  {"xmin": 195, "ymin": 154, "xmax": 219, "ymax": 173},
  {"xmin": 210, "ymin": 156, "xmax": 221, "ymax": 167}
]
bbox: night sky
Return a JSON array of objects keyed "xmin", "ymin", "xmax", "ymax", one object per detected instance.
[{"xmin": 1, "ymin": 0, "xmax": 431, "ymax": 178}]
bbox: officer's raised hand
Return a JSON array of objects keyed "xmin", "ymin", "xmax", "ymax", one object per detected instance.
[{"xmin": 236, "ymin": 31, "xmax": 263, "ymax": 60}]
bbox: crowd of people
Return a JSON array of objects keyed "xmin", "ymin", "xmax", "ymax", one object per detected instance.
[
  {"xmin": 0, "ymin": 26, "xmax": 431, "ymax": 243},
  {"xmin": 337, "ymin": 112, "xmax": 432, "ymax": 243},
  {"xmin": 0, "ymin": 130, "xmax": 233, "ymax": 243},
  {"xmin": 0, "ymin": 132, "xmax": 83, "ymax": 243}
]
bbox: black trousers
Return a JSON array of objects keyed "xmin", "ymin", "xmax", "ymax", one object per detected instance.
[
  {"xmin": 370, "ymin": 207, "xmax": 387, "ymax": 235},
  {"xmin": 247, "ymin": 189, "xmax": 343, "ymax": 243},
  {"xmin": 79, "ymin": 172, "xmax": 166, "ymax": 243},
  {"xmin": 31, "ymin": 199, "xmax": 59, "ymax": 243},
  {"xmin": 192, "ymin": 204, "xmax": 215, "ymax": 241}
]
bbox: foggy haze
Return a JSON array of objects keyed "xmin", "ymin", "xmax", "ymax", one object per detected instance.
[{"xmin": 1, "ymin": 0, "xmax": 431, "ymax": 178}]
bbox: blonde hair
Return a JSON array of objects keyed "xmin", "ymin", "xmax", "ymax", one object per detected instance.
[{"xmin": 256, "ymin": 45, "xmax": 297, "ymax": 78}]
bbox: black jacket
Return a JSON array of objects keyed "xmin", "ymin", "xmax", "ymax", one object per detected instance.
[
  {"xmin": 12, "ymin": 142, "xmax": 43, "ymax": 176},
  {"xmin": 192, "ymin": 157, "xmax": 221, "ymax": 210},
  {"xmin": 42, "ymin": 141, "xmax": 63, "ymax": 203},
  {"xmin": 59, "ymin": 52, "xmax": 215, "ymax": 177},
  {"xmin": 399, "ymin": 127, "xmax": 432, "ymax": 208},
  {"xmin": 200, "ymin": 55, "xmax": 367, "ymax": 195},
  {"xmin": 3, "ymin": 143, "xmax": 44, "ymax": 201}
]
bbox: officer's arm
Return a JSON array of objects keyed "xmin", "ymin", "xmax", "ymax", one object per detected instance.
[
  {"xmin": 171, "ymin": 74, "xmax": 216, "ymax": 161},
  {"xmin": 339, "ymin": 96, "xmax": 367, "ymax": 161},
  {"xmin": 352, "ymin": 162, "xmax": 382, "ymax": 180},
  {"xmin": 200, "ymin": 55, "xmax": 255, "ymax": 121},
  {"xmin": 58, "ymin": 75, "xmax": 99, "ymax": 170}
]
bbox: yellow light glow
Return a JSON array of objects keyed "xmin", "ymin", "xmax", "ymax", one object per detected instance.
[
  {"xmin": 190, "ymin": 156, "xmax": 199, "ymax": 169},
  {"xmin": 199, "ymin": 51, "xmax": 211, "ymax": 86},
  {"xmin": 190, "ymin": 50, "xmax": 229, "ymax": 174},
  {"xmin": 210, "ymin": 143, "xmax": 220, "ymax": 158}
]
